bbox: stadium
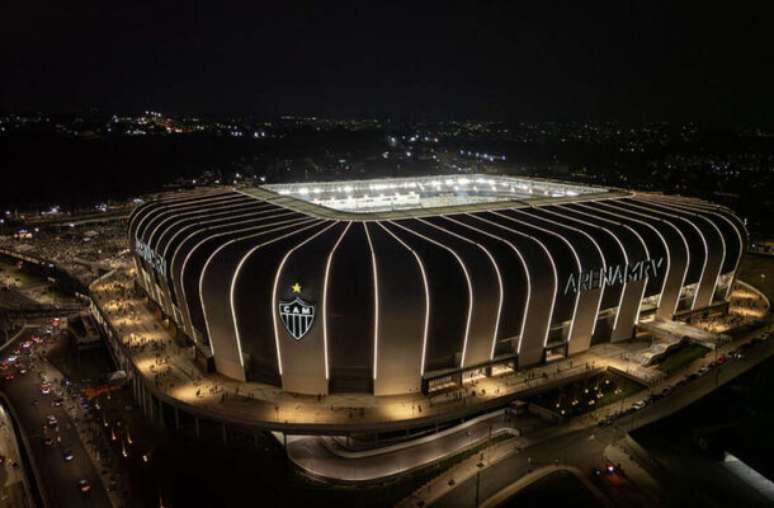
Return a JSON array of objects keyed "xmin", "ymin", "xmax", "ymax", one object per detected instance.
[{"xmin": 128, "ymin": 174, "xmax": 746, "ymax": 397}]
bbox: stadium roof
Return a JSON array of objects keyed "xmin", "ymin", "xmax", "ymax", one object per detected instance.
[{"xmin": 257, "ymin": 174, "xmax": 623, "ymax": 220}]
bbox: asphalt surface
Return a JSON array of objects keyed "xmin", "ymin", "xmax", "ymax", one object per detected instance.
[
  {"xmin": 0, "ymin": 325, "xmax": 111, "ymax": 508},
  {"xmin": 288, "ymin": 410, "xmax": 538, "ymax": 481},
  {"xmin": 433, "ymin": 326, "xmax": 774, "ymax": 507}
]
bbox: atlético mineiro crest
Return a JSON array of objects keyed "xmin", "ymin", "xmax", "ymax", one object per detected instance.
[{"xmin": 279, "ymin": 296, "xmax": 315, "ymax": 340}]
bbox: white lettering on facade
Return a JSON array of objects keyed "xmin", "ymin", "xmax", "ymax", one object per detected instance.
[
  {"xmin": 563, "ymin": 257, "xmax": 664, "ymax": 295},
  {"xmin": 135, "ymin": 240, "xmax": 167, "ymax": 277}
]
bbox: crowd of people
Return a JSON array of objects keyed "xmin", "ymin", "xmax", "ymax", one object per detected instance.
[
  {"xmin": 0, "ymin": 218, "xmax": 128, "ymax": 287},
  {"xmin": 688, "ymin": 284, "xmax": 769, "ymax": 333},
  {"xmin": 94, "ymin": 271, "xmax": 247, "ymax": 412}
]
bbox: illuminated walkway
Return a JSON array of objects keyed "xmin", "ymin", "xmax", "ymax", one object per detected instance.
[
  {"xmin": 286, "ymin": 409, "xmax": 534, "ymax": 482},
  {"xmin": 88, "ymin": 263, "xmax": 767, "ymax": 433},
  {"xmin": 401, "ymin": 324, "xmax": 774, "ymax": 506}
]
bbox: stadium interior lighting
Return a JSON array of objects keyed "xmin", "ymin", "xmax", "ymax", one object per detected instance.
[{"xmin": 263, "ymin": 174, "xmax": 602, "ymax": 214}]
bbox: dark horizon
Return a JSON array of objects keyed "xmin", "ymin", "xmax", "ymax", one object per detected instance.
[
  {"xmin": 5, "ymin": 110, "xmax": 774, "ymax": 130},
  {"xmin": 3, "ymin": 2, "xmax": 773, "ymax": 125}
]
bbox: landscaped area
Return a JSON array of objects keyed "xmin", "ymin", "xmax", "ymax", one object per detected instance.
[{"xmin": 526, "ymin": 371, "xmax": 644, "ymax": 418}]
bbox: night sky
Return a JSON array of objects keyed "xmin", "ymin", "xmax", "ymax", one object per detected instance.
[{"xmin": 2, "ymin": 1, "xmax": 772, "ymax": 123}]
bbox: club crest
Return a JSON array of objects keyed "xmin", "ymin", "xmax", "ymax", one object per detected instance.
[{"xmin": 278, "ymin": 296, "xmax": 315, "ymax": 340}]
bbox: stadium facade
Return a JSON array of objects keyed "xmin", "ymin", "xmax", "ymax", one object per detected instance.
[{"xmin": 128, "ymin": 175, "xmax": 746, "ymax": 396}]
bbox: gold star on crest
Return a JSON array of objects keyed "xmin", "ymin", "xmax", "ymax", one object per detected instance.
[{"xmin": 291, "ymin": 282, "xmax": 302, "ymax": 294}]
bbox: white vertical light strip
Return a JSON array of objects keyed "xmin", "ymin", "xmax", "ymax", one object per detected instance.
[
  {"xmin": 377, "ymin": 222, "xmax": 430, "ymax": 376},
  {"xmin": 631, "ymin": 231, "xmax": 651, "ymax": 322},
  {"xmin": 133, "ymin": 191, "xmax": 231, "ymax": 249},
  {"xmin": 322, "ymin": 222, "xmax": 353, "ymax": 380},
  {"xmin": 639, "ymin": 198, "xmax": 727, "ymax": 304},
  {"xmin": 185, "ymin": 216, "xmax": 314, "ymax": 339},
  {"xmin": 418, "ymin": 218, "xmax": 504, "ymax": 362},
  {"xmin": 171, "ymin": 208, "xmax": 290, "ymax": 280},
  {"xmin": 650, "ymin": 196, "xmax": 744, "ymax": 300},
  {"xmin": 444, "ymin": 216, "xmax": 530, "ymax": 359},
  {"xmin": 266, "ymin": 221, "xmax": 339, "ymax": 376},
  {"xmin": 200, "ymin": 219, "xmax": 321, "ymax": 360},
  {"xmin": 703, "ymin": 206, "xmax": 745, "ymax": 299},
  {"xmin": 224, "ymin": 220, "xmax": 332, "ymax": 375},
  {"xmin": 389, "ymin": 220, "xmax": 474, "ymax": 368},
  {"xmin": 517, "ymin": 208, "xmax": 606, "ymax": 336},
  {"xmin": 623, "ymin": 200, "xmax": 706, "ymax": 310},
  {"xmin": 128, "ymin": 203, "xmax": 155, "ymax": 247},
  {"xmin": 468, "ymin": 213, "xmax": 557, "ymax": 349},
  {"xmin": 130, "ymin": 188, "xmax": 227, "ymax": 235},
  {"xmin": 177, "ymin": 212, "xmax": 297, "ymax": 281},
  {"xmin": 132, "ymin": 197, "xmax": 189, "ymax": 245},
  {"xmin": 629, "ymin": 199, "xmax": 708, "ymax": 309},
  {"xmin": 493, "ymin": 210, "xmax": 582, "ymax": 345},
  {"xmin": 132, "ymin": 191, "xmax": 233, "ymax": 314},
  {"xmin": 155, "ymin": 199, "xmax": 257, "ymax": 257},
  {"xmin": 549, "ymin": 205, "xmax": 631, "ymax": 332},
  {"xmin": 163, "ymin": 203, "xmax": 275, "ymax": 262},
  {"xmin": 144, "ymin": 194, "xmax": 241, "ymax": 301},
  {"xmin": 484, "ymin": 248, "xmax": 503, "ymax": 359},
  {"xmin": 574, "ymin": 203, "xmax": 651, "ymax": 323},
  {"xmin": 132, "ymin": 207, "xmax": 167, "ymax": 293},
  {"xmin": 591, "ymin": 201, "xmax": 671, "ymax": 313},
  {"xmin": 363, "ymin": 223, "xmax": 380, "ymax": 381},
  {"xmin": 160, "ymin": 205, "xmax": 278, "ymax": 312},
  {"xmin": 147, "ymin": 195, "xmax": 241, "ymax": 248},
  {"xmin": 173, "ymin": 211, "xmax": 296, "ymax": 308},
  {"xmin": 127, "ymin": 203, "xmax": 146, "ymax": 237},
  {"xmin": 587, "ymin": 201, "xmax": 690, "ymax": 316}
]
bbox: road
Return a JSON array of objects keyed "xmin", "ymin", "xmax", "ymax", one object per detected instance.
[
  {"xmin": 429, "ymin": 325, "xmax": 774, "ymax": 507},
  {"xmin": 287, "ymin": 410, "xmax": 541, "ymax": 482},
  {"xmin": 0, "ymin": 325, "xmax": 111, "ymax": 508}
]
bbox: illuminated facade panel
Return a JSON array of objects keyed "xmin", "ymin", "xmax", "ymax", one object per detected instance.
[{"xmin": 128, "ymin": 177, "xmax": 746, "ymax": 396}]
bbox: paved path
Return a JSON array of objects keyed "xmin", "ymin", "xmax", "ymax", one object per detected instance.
[
  {"xmin": 91, "ymin": 265, "xmax": 681, "ymax": 433},
  {"xmin": 411, "ymin": 321, "xmax": 774, "ymax": 507},
  {"xmin": 288, "ymin": 410, "xmax": 535, "ymax": 482},
  {"xmin": 479, "ymin": 464, "xmax": 610, "ymax": 508},
  {"xmin": 603, "ymin": 443, "xmax": 660, "ymax": 494}
]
